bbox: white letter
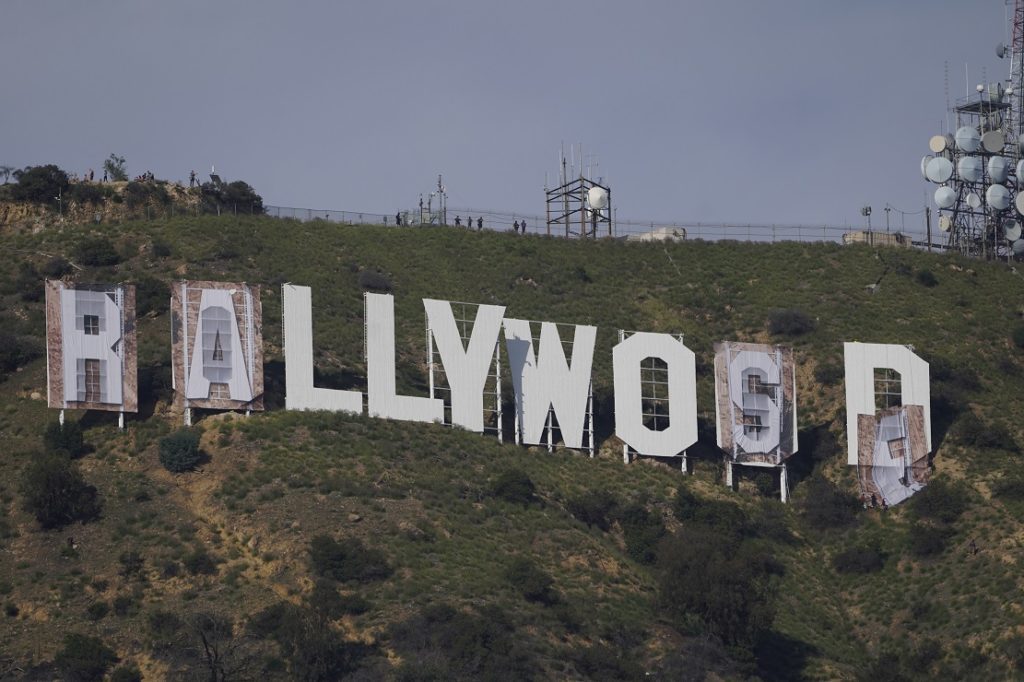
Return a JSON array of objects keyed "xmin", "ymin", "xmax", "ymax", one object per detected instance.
[
  {"xmin": 185, "ymin": 288, "xmax": 253, "ymax": 402},
  {"xmin": 59, "ymin": 286, "xmax": 125, "ymax": 406},
  {"xmin": 282, "ymin": 284, "xmax": 362, "ymax": 413},
  {"xmin": 366, "ymin": 293, "xmax": 443, "ymax": 423},
  {"xmin": 613, "ymin": 332, "xmax": 697, "ymax": 457},
  {"xmin": 503, "ymin": 318, "xmax": 596, "ymax": 449},
  {"xmin": 423, "ymin": 299, "xmax": 505, "ymax": 432},
  {"xmin": 844, "ymin": 342, "xmax": 931, "ymax": 465}
]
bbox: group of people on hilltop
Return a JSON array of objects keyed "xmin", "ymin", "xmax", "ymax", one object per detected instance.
[
  {"xmin": 453, "ymin": 215, "xmax": 485, "ymax": 230},
  {"xmin": 133, "ymin": 171, "xmax": 155, "ymax": 182}
]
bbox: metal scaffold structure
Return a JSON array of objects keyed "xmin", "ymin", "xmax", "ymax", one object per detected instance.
[{"xmin": 545, "ymin": 144, "xmax": 612, "ymax": 238}]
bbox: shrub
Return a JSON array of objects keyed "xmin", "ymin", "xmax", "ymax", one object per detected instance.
[
  {"xmin": 20, "ymin": 453, "xmax": 101, "ymax": 529},
  {"xmin": 388, "ymin": 603, "xmax": 536, "ymax": 680},
  {"xmin": 53, "ymin": 633, "xmax": 119, "ymax": 682},
  {"xmin": 85, "ymin": 601, "xmax": 109, "ymax": 621},
  {"xmin": 40, "ymin": 256, "xmax": 73, "ymax": 278},
  {"xmin": 489, "ymin": 468, "xmax": 536, "ymax": 505},
  {"xmin": 953, "ymin": 412, "xmax": 1017, "ymax": 452},
  {"xmin": 813, "ymin": 361, "xmax": 844, "ymax": 387},
  {"xmin": 993, "ymin": 475, "xmax": 1024, "ymax": 502},
  {"xmin": 616, "ymin": 502, "xmax": 665, "ymax": 564},
  {"xmin": 357, "ymin": 269, "xmax": 393, "ymax": 293},
  {"xmin": 908, "ymin": 525, "xmax": 949, "ymax": 558},
  {"xmin": 505, "ymin": 557, "xmax": 556, "ymax": 604},
  {"xmin": 132, "ymin": 275, "xmax": 169, "ymax": 316},
  {"xmin": 124, "ymin": 180, "xmax": 170, "ymax": 206},
  {"xmin": 147, "ymin": 610, "xmax": 184, "ymax": 650},
  {"xmin": 309, "ymin": 535, "xmax": 392, "ymax": 583},
  {"xmin": 1013, "ymin": 325, "xmax": 1024, "ymax": 350},
  {"xmin": 767, "ymin": 308, "xmax": 815, "ymax": 336},
  {"xmin": 43, "ymin": 421, "xmax": 86, "ymax": 458},
  {"xmin": 109, "ymin": 665, "xmax": 142, "ymax": 682},
  {"xmin": 151, "ymin": 238, "xmax": 172, "ymax": 258},
  {"xmin": 672, "ymin": 485, "xmax": 699, "ymax": 522},
  {"xmin": 832, "ymin": 545, "xmax": 884, "ymax": 574},
  {"xmin": 73, "ymin": 236, "xmax": 121, "ymax": 267},
  {"xmin": 0, "ymin": 332, "xmax": 41, "ymax": 375},
  {"xmin": 112, "ymin": 594, "xmax": 137, "ymax": 617},
  {"xmin": 66, "ymin": 183, "xmax": 111, "ymax": 206},
  {"xmin": 118, "ymin": 551, "xmax": 145, "ymax": 580},
  {"xmin": 10, "ymin": 164, "xmax": 70, "ymax": 204},
  {"xmin": 158, "ymin": 429, "xmax": 202, "ymax": 473},
  {"xmin": 907, "ymin": 478, "xmax": 970, "ymax": 524},
  {"xmin": 183, "ymin": 548, "xmax": 218, "ymax": 575},
  {"xmin": 753, "ymin": 472, "xmax": 775, "ymax": 497},
  {"xmin": 566, "ymin": 489, "xmax": 618, "ymax": 530},
  {"xmin": 249, "ymin": 603, "xmax": 374, "ymax": 678},
  {"xmin": 310, "ymin": 580, "xmax": 370, "ymax": 618},
  {"xmin": 916, "ymin": 269, "xmax": 939, "ymax": 287},
  {"xmin": 798, "ymin": 473, "xmax": 858, "ymax": 530},
  {"xmin": 13, "ymin": 262, "xmax": 42, "ymax": 301},
  {"xmin": 656, "ymin": 526, "xmax": 777, "ymax": 647}
]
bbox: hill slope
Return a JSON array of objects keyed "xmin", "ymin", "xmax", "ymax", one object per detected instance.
[{"xmin": 1, "ymin": 216, "xmax": 1023, "ymax": 680}]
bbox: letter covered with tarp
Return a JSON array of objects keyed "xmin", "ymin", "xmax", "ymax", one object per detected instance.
[
  {"xmin": 713, "ymin": 341, "xmax": 797, "ymax": 464},
  {"xmin": 171, "ymin": 281, "xmax": 264, "ymax": 411},
  {"xmin": 45, "ymin": 280, "xmax": 138, "ymax": 413}
]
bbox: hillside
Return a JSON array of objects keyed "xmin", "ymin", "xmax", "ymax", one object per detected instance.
[{"xmin": 1, "ymin": 215, "xmax": 1023, "ymax": 680}]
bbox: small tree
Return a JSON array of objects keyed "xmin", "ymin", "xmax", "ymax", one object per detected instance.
[
  {"xmin": 43, "ymin": 421, "xmax": 87, "ymax": 458},
  {"xmin": 505, "ymin": 557, "xmax": 556, "ymax": 604},
  {"xmin": 10, "ymin": 164, "xmax": 70, "ymax": 204},
  {"xmin": 20, "ymin": 453, "xmax": 101, "ymax": 529},
  {"xmin": 53, "ymin": 633, "xmax": 119, "ymax": 682},
  {"xmin": 309, "ymin": 535, "xmax": 392, "ymax": 583},
  {"xmin": 103, "ymin": 154, "xmax": 128, "ymax": 182},
  {"xmin": 73, "ymin": 236, "xmax": 121, "ymax": 267},
  {"xmin": 489, "ymin": 469, "xmax": 537, "ymax": 505},
  {"xmin": 0, "ymin": 165, "xmax": 13, "ymax": 184},
  {"xmin": 158, "ymin": 429, "xmax": 202, "ymax": 473}
]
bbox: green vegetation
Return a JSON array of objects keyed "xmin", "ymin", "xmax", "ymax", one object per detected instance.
[
  {"xmin": 158, "ymin": 429, "xmax": 202, "ymax": 472},
  {"xmin": 1, "ymin": 214, "xmax": 1024, "ymax": 677}
]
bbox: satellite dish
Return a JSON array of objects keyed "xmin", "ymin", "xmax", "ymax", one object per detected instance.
[
  {"xmin": 926, "ymin": 157, "xmax": 954, "ymax": 183},
  {"xmin": 934, "ymin": 186, "xmax": 956, "ymax": 208},
  {"xmin": 1016, "ymin": 191, "xmax": 1024, "ymax": 216},
  {"xmin": 958, "ymin": 156, "xmax": 983, "ymax": 183},
  {"xmin": 989, "ymin": 155, "xmax": 1011, "ymax": 183},
  {"xmin": 1017, "ymin": 160, "xmax": 1024, "ymax": 185},
  {"xmin": 955, "ymin": 126, "xmax": 981, "ymax": 152},
  {"xmin": 1014, "ymin": 239, "xmax": 1024, "ymax": 255},
  {"xmin": 998, "ymin": 42, "xmax": 1008, "ymax": 58},
  {"xmin": 921, "ymin": 156, "xmax": 932, "ymax": 180},
  {"xmin": 1006, "ymin": 221, "xmax": 1022, "ymax": 241},
  {"xmin": 967, "ymin": 192, "xmax": 982, "ymax": 209},
  {"xmin": 928, "ymin": 135, "xmax": 949, "ymax": 153},
  {"xmin": 987, "ymin": 184, "xmax": 1011, "ymax": 210},
  {"xmin": 939, "ymin": 215, "xmax": 952, "ymax": 232},
  {"xmin": 982, "ymin": 130, "xmax": 1006, "ymax": 152},
  {"xmin": 586, "ymin": 186, "xmax": 609, "ymax": 210}
]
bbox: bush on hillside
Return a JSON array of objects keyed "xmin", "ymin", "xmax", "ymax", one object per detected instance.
[
  {"xmin": 158, "ymin": 429, "xmax": 202, "ymax": 473},
  {"xmin": 13, "ymin": 262, "xmax": 42, "ymax": 301},
  {"xmin": 40, "ymin": 257, "xmax": 73, "ymax": 278},
  {"xmin": 907, "ymin": 525, "xmax": 949, "ymax": 558},
  {"xmin": 616, "ymin": 502, "xmax": 666, "ymax": 564},
  {"xmin": 201, "ymin": 179, "xmax": 264, "ymax": 215},
  {"xmin": 73, "ymin": 236, "xmax": 121, "ymax": 267},
  {"xmin": 66, "ymin": 182, "xmax": 112, "ymax": 206},
  {"xmin": 10, "ymin": 164, "xmax": 70, "ymax": 204},
  {"xmin": 53, "ymin": 633, "xmax": 118, "ymax": 682},
  {"xmin": 566, "ymin": 489, "xmax": 619, "ymax": 531},
  {"xmin": 813, "ymin": 360, "xmax": 844, "ymax": 387},
  {"xmin": 20, "ymin": 453, "xmax": 101, "ymax": 529},
  {"xmin": 832, "ymin": 544, "xmax": 884, "ymax": 574},
  {"xmin": 954, "ymin": 412, "xmax": 1017, "ymax": 452},
  {"xmin": 132, "ymin": 275, "xmax": 169, "ymax": 316},
  {"xmin": 0, "ymin": 332, "xmax": 41, "ymax": 376},
  {"xmin": 907, "ymin": 478, "xmax": 970, "ymax": 525},
  {"xmin": 124, "ymin": 180, "xmax": 170, "ymax": 207},
  {"xmin": 767, "ymin": 308, "xmax": 815, "ymax": 336},
  {"xmin": 309, "ymin": 535, "xmax": 392, "ymax": 583},
  {"xmin": 916, "ymin": 269, "xmax": 939, "ymax": 287},
  {"xmin": 387, "ymin": 603, "xmax": 537, "ymax": 680},
  {"xmin": 488, "ymin": 468, "xmax": 537, "ymax": 505},
  {"xmin": 657, "ymin": 526, "xmax": 777, "ymax": 647},
  {"xmin": 505, "ymin": 557, "xmax": 556, "ymax": 604},
  {"xmin": 357, "ymin": 270, "xmax": 393, "ymax": 293},
  {"xmin": 109, "ymin": 665, "xmax": 142, "ymax": 682},
  {"xmin": 43, "ymin": 421, "xmax": 87, "ymax": 458},
  {"xmin": 798, "ymin": 473, "xmax": 858, "ymax": 530},
  {"xmin": 103, "ymin": 154, "xmax": 128, "ymax": 182}
]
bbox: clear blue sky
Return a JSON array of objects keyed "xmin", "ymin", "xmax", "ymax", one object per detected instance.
[{"xmin": 0, "ymin": 1, "xmax": 1011, "ymax": 229}]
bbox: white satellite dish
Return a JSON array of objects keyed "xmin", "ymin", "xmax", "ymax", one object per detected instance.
[
  {"xmin": 928, "ymin": 135, "xmax": 949, "ymax": 153},
  {"xmin": 1006, "ymin": 221, "xmax": 1022, "ymax": 241},
  {"xmin": 586, "ymin": 186, "xmax": 609, "ymax": 210},
  {"xmin": 958, "ymin": 156, "xmax": 983, "ymax": 183},
  {"xmin": 967, "ymin": 192, "xmax": 982, "ymax": 209},
  {"xmin": 925, "ymin": 157, "xmax": 954, "ymax": 183},
  {"xmin": 921, "ymin": 156, "xmax": 933, "ymax": 180},
  {"xmin": 1016, "ymin": 191, "xmax": 1024, "ymax": 216},
  {"xmin": 982, "ymin": 130, "xmax": 1006, "ymax": 153},
  {"xmin": 989, "ymin": 156, "xmax": 1011, "ymax": 183},
  {"xmin": 939, "ymin": 215, "xmax": 953, "ymax": 232},
  {"xmin": 955, "ymin": 126, "xmax": 981, "ymax": 152},
  {"xmin": 1014, "ymin": 239, "xmax": 1024, "ymax": 255},
  {"xmin": 934, "ymin": 186, "xmax": 956, "ymax": 208},
  {"xmin": 987, "ymin": 184, "xmax": 1011, "ymax": 210}
]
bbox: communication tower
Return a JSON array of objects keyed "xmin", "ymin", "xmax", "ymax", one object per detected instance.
[
  {"xmin": 545, "ymin": 144, "xmax": 612, "ymax": 238},
  {"xmin": 921, "ymin": 2, "xmax": 1024, "ymax": 259}
]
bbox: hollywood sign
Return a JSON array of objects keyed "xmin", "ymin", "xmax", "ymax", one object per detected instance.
[{"xmin": 44, "ymin": 280, "xmax": 932, "ymax": 505}]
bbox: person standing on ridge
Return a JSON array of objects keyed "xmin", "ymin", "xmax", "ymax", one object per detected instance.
[
  {"xmin": 477, "ymin": 217, "xmax": 483, "ymax": 230},
  {"xmin": 455, "ymin": 215, "xmax": 462, "ymax": 227},
  {"xmin": 513, "ymin": 220, "xmax": 519, "ymax": 233}
]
